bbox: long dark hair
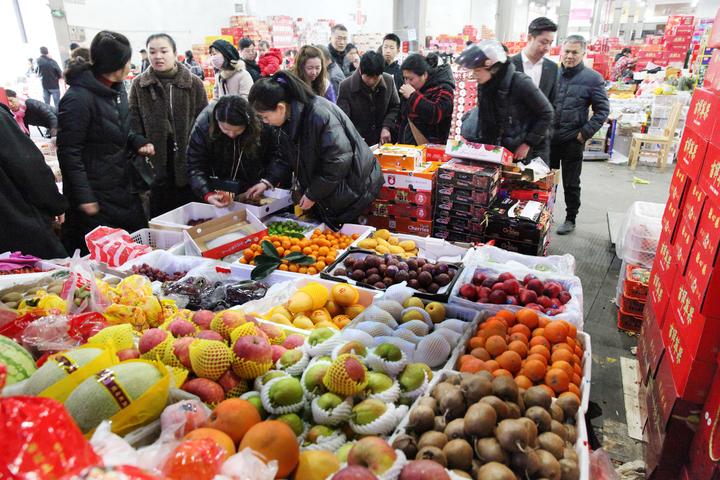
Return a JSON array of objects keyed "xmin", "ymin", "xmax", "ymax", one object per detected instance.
[
  {"xmin": 291, "ymin": 45, "xmax": 329, "ymax": 97},
  {"xmin": 248, "ymin": 70, "xmax": 315, "ymax": 112},
  {"xmin": 210, "ymin": 95, "xmax": 262, "ymax": 154}
]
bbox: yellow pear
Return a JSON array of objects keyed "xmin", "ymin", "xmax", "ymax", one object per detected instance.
[
  {"xmin": 288, "ymin": 291, "xmax": 314, "ymax": 314},
  {"xmin": 269, "ymin": 306, "xmax": 293, "ymax": 321},
  {"xmin": 270, "ymin": 313, "xmax": 293, "ymax": 326},
  {"xmin": 295, "ymin": 450, "xmax": 341, "ymax": 480},
  {"xmin": 293, "ymin": 315, "xmax": 314, "ymax": 330},
  {"xmin": 310, "ymin": 309, "xmax": 332, "ymax": 324}
]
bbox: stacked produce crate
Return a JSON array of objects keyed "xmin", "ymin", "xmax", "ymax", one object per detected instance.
[
  {"xmin": 352, "ymin": 33, "xmax": 386, "ymax": 53},
  {"xmin": 617, "ymin": 264, "xmax": 650, "ymax": 332},
  {"xmin": 639, "ymin": 22, "xmax": 720, "ymax": 475},
  {"xmin": 269, "ymin": 16, "xmax": 296, "ymax": 49},
  {"xmin": 664, "ymin": 15, "xmax": 695, "ymax": 67}
]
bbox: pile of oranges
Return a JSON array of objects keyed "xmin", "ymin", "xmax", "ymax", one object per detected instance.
[
  {"xmin": 458, "ymin": 308, "xmax": 584, "ymax": 402},
  {"xmin": 239, "ymin": 229, "xmax": 359, "ymax": 275}
]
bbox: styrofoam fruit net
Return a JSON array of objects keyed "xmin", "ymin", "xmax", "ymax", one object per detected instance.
[
  {"xmin": 229, "ymin": 322, "xmax": 262, "ymax": 344},
  {"xmin": 302, "ymin": 430, "xmax": 347, "ymax": 452},
  {"xmin": 306, "ymin": 333, "xmax": 344, "ymax": 358},
  {"xmin": 311, "ymin": 396, "xmax": 354, "ymax": 426},
  {"xmin": 140, "ymin": 333, "xmax": 174, "ymax": 362},
  {"xmin": 377, "ymin": 450, "xmax": 408, "ymax": 480},
  {"xmin": 276, "ymin": 349, "xmax": 310, "ymax": 377},
  {"xmin": 301, "ymin": 360, "xmax": 332, "ymax": 400},
  {"xmin": 88, "ymin": 324, "xmax": 135, "ymax": 351},
  {"xmin": 435, "ymin": 318, "xmax": 468, "ymax": 334},
  {"xmin": 260, "ymin": 376, "xmax": 307, "ymax": 415},
  {"xmin": 366, "ymin": 349, "xmax": 408, "ymax": 377},
  {"xmin": 398, "ymin": 319, "xmax": 430, "ymax": 336},
  {"xmin": 366, "ymin": 380, "xmax": 401, "ymax": 404},
  {"xmin": 361, "ymin": 305, "xmax": 399, "ymax": 328},
  {"xmin": 400, "ymin": 307, "xmax": 433, "ymax": 328},
  {"xmin": 323, "ymin": 354, "xmax": 369, "ymax": 396},
  {"xmin": 353, "ymin": 321, "xmax": 395, "ymax": 337},
  {"xmin": 349, "ymin": 403, "xmax": 408, "ymax": 436},
  {"xmin": 337, "ymin": 329, "xmax": 375, "ymax": 346},
  {"xmin": 372, "ymin": 336, "xmax": 415, "ymax": 359},
  {"xmin": 232, "ymin": 356, "xmax": 273, "ymax": 380},
  {"xmin": 211, "ymin": 310, "xmax": 246, "ymax": 339},
  {"xmin": 414, "ymin": 334, "xmax": 452, "ymax": 369},
  {"xmin": 331, "ymin": 342, "xmax": 369, "ymax": 361},
  {"xmin": 163, "ymin": 338, "xmax": 195, "ymax": 369},
  {"xmin": 225, "ymin": 378, "xmax": 249, "ymax": 398},
  {"xmin": 373, "ymin": 300, "xmax": 404, "ymax": 322},
  {"xmin": 395, "ymin": 329, "xmax": 422, "ymax": 345},
  {"xmin": 430, "ymin": 328, "xmax": 461, "ymax": 348},
  {"xmin": 189, "ymin": 339, "xmax": 233, "ymax": 381},
  {"xmin": 382, "ymin": 282, "xmax": 414, "ymax": 304}
]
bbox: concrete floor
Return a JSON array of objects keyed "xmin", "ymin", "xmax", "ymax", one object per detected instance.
[{"xmin": 546, "ymin": 160, "xmax": 672, "ymax": 464}]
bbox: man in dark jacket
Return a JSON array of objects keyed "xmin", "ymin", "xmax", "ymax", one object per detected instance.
[
  {"xmin": 36, "ymin": 47, "xmax": 63, "ymax": 108},
  {"xmin": 337, "ymin": 51, "xmax": 400, "ymax": 146},
  {"xmin": 382, "ymin": 33, "xmax": 403, "ymax": 91},
  {"xmin": 6, "ymin": 89, "xmax": 58, "ymax": 137},
  {"xmin": 328, "ymin": 24, "xmax": 349, "ymax": 77},
  {"xmin": 240, "ymin": 38, "xmax": 261, "ymax": 82},
  {"xmin": 510, "ymin": 17, "xmax": 558, "ymax": 105},
  {"xmin": 0, "ymin": 103, "xmax": 67, "ymax": 259},
  {"xmin": 551, "ymin": 35, "xmax": 610, "ymax": 235}
]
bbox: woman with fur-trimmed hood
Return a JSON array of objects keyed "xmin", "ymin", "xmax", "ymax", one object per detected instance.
[{"xmin": 210, "ymin": 39, "xmax": 253, "ymax": 99}]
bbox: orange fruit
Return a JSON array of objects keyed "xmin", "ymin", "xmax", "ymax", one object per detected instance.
[
  {"xmin": 468, "ymin": 336, "xmax": 486, "ymax": 349},
  {"xmin": 459, "ymin": 357, "xmax": 485, "ymax": 373},
  {"xmin": 508, "ymin": 340, "xmax": 528, "ymax": 358},
  {"xmin": 574, "ymin": 345, "xmax": 584, "ymax": 357},
  {"xmin": 485, "ymin": 360, "xmax": 500, "ymax": 372},
  {"xmin": 568, "ymin": 323, "xmax": 578, "ymax": 339},
  {"xmin": 299, "ymin": 267, "xmax": 308, "ymax": 274},
  {"xmin": 206, "ymin": 399, "xmax": 262, "ymax": 445},
  {"xmin": 545, "ymin": 368, "xmax": 570, "ymax": 394},
  {"xmin": 538, "ymin": 316, "xmax": 550, "ymax": 328},
  {"xmin": 509, "ymin": 332, "xmax": 529, "ymax": 345},
  {"xmin": 459, "ymin": 354, "xmax": 476, "ymax": 367},
  {"xmin": 529, "ymin": 345, "xmax": 551, "ymax": 360},
  {"xmin": 470, "ymin": 347, "xmax": 491, "ymax": 361},
  {"xmin": 566, "ymin": 337, "xmax": 576, "ymax": 351},
  {"xmin": 552, "ymin": 343, "xmax": 574, "ymax": 354},
  {"xmin": 239, "ymin": 258, "xmax": 248, "ymax": 264},
  {"xmin": 496, "ymin": 350, "xmax": 522, "ymax": 373},
  {"xmin": 514, "ymin": 375, "xmax": 533, "ymax": 389},
  {"xmin": 516, "ymin": 309, "xmax": 539, "ymax": 330},
  {"xmin": 492, "ymin": 368, "xmax": 513, "ymax": 378},
  {"xmin": 544, "ymin": 321, "xmax": 569, "ymax": 344},
  {"xmin": 508, "ymin": 324, "xmax": 532, "ymax": 339},
  {"xmin": 495, "ymin": 310, "xmax": 517, "ymax": 327},
  {"xmin": 532, "ymin": 328, "xmax": 545, "ymax": 338},
  {"xmin": 530, "ymin": 336, "xmax": 551, "ymax": 349},
  {"xmin": 551, "ymin": 360, "xmax": 574, "ymax": 379},
  {"xmin": 278, "ymin": 264, "xmax": 288, "ymax": 271},
  {"xmin": 239, "ymin": 420, "xmax": 300, "ymax": 478},
  {"xmin": 485, "ymin": 335, "xmax": 508, "ymax": 358},
  {"xmin": 481, "ymin": 319, "xmax": 507, "ymax": 338},
  {"xmin": 571, "ymin": 373, "xmax": 582, "ymax": 387},
  {"xmin": 573, "ymin": 361, "xmax": 582, "ymax": 376},
  {"xmin": 307, "ymin": 267, "xmax": 318, "ymax": 275},
  {"xmin": 185, "ymin": 428, "xmax": 236, "ymax": 460},
  {"xmin": 523, "ymin": 359, "xmax": 547, "ymax": 382},
  {"xmin": 568, "ymin": 383, "xmax": 581, "ymax": 398},
  {"xmin": 551, "ymin": 349, "xmax": 574, "ymax": 365},
  {"xmin": 526, "ymin": 353, "xmax": 548, "ymax": 366}
]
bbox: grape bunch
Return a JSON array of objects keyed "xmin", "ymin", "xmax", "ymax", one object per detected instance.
[
  {"xmin": 131, "ymin": 264, "xmax": 187, "ymax": 282},
  {"xmin": 187, "ymin": 217, "xmax": 212, "ymax": 226}
]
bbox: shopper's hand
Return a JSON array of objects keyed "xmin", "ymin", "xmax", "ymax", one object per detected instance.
[
  {"xmin": 399, "ymin": 84, "xmax": 416, "ymax": 99},
  {"xmin": 514, "ymin": 143, "xmax": 531, "ymax": 161},
  {"xmin": 54, "ymin": 214, "xmax": 65, "ymax": 224},
  {"xmin": 380, "ymin": 127, "xmax": 392, "ymax": 145},
  {"xmin": 576, "ymin": 132, "xmax": 585, "ymax": 143},
  {"xmin": 206, "ymin": 192, "xmax": 232, "ymax": 208},
  {"xmin": 79, "ymin": 202, "xmax": 99, "ymax": 216},
  {"xmin": 298, "ymin": 195, "xmax": 315, "ymax": 211},
  {"xmin": 138, "ymin": 143, "xmax": 155, "ymax": 156},
  {"xmin": 246, "ymin": 182, "xmax": 268, "ymax": 200},
  {"xmin": 49, "ymin": 128, "xmax": 57, "ymax": 137}
]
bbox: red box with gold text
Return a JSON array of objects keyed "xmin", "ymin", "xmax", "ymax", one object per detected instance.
[
  {"xmin": 677, "ymin": 127, "xmax": 710, "ymax": 182},
  {"xmin": 700, "ymin": 142, "xmax": 720, "ymax": 208},
  {"xmin": 687, "ymin": 89, "xmax": 720, "ymax": 144},
  {"xmin": 669, "ymin": 279, "xmax": 720, "ymax": 364}
]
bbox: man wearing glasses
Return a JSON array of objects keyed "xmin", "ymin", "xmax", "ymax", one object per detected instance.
[{"xmin": 551, "ymin": 35, "xmax": 609, "ymax": 235}]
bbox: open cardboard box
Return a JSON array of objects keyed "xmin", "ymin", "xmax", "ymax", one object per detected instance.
[
  {"xmin": 149, "ymin": 201, "xmax": 247, "ymax": 231},
  {"xmin": 236, "ymin": 188, "xmax": 293, "ymax": 219},
  {"xmin": 183, "ymin": 208, "xmax": 268, "ymax": 259}
]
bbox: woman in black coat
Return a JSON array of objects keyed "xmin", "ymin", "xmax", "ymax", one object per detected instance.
[
  {"xmin": 186, "ymin": 95, "xmax": 290, "ymax": 207},
  {"xmin": 457, "ymin": 40, "xmax": 554, "ymax": 163},
  {"xmin": 248, "ymin": 71, "xmax": 383, "ymax": 228},
  {"xmin": 57, "ymin": 31, "xmax": 154, "ymax": 254}
]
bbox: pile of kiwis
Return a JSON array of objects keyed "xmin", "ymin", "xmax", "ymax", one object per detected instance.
[{"xmin": 392, "ymin": 371, "xmax": 581, "ymax": 480}]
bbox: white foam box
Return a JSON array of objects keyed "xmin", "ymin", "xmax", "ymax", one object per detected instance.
[
  {"xmin": 149, "ymin": 202, "xmax": 247, "ymax": 232},
  {"xmin": 183, "ymin": 208, "xmax": 268, "ymax": 259},
  {"xmin": 236, "ymin": 188, "xmax": 293, "ymax": 219}
]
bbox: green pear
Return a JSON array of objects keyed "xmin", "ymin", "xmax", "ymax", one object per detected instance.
[
  {"xmin": 317, "ymin": 392, "xmax": 344, "ymax": 411},
  {"xmin": 245, "ymin": 393, "xmax": 268, "ymax": 419},
  {"xmin": 269, "ymin": 377, "xmax": 304, "ymax": 406},
  {"xmin": 262, "ymin": 370, "xmax": 287, "ymax": 384},
  {"xmin": 305, "ymin": 425, "xmax": 336, "ymax": 444},
  {"xmin": 399, "ymin": 363, "xmax": 426, "ymax": 392},
  {"xmin": 424, "ymin": 302, "xmax": 446, "ymax": 323},
  {"xmin": 366, "ymin": 372, "xmax": 394, "ymax": 394},
  {"xmin": 279, "ymin": 349, "xmax": 303, "ymax": 367},
  {"xmin": 401, "ymin": 310, "xmax": 425, "ymax": 323},
  {"xmin": 278, "ymin": 413, "xmax": 305, "ymax": 436},
  {"xmin": 403, "ymin": 297, "xmax": 425, "ymax": 309},
  {"xmin": 309, "ymin": 328, "xmax": 335, "ymax": 346},
  {"xmin": 375, "ymin": 343, "xmax": 402, "ymax": 362},
  {"xmin": 352, "ymin": 399, "xmax": 387, "ymax": 425},
  {"xmin": 336, "ymin": 442, "xmax": 354, "ymax": 463},
  {"xmin": 303, "ymin": 363, "xmax": 330, "ymax": 395}
]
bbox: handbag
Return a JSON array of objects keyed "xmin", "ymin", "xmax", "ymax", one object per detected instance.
[
  {"xmin": 460, "ymin": 108, "xmax": 481, "ymax": 142},
  {"xmin": 128, "ymin": 152, "xmax": 158, "ymax": 193}
]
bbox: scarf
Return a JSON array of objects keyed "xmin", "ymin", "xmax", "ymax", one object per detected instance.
[{"xmin": 12, "ymin": 102, "xmax": 29, "ymax": 135}]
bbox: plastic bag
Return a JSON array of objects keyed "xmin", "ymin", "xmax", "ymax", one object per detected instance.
[
  {"xmin": 86, "ymin": 226, "xmax": 153, "ymax": 267},
  {"xmin": 117, "ymin": 250, "xmax": 215, "ymax": 276},
  {"xmin": 21, "ymin": 312, "xmax": 108, "ymax": 354},
  {"xmin": 90, "ymin": 421, "xmax": 141, "ymax": 467},
  {"xmin": 0, "ymin": 396, "xmax": 101, "ymax": 479},
  {"xmin": 61, "ymin": 251, "xmax": 111, "ymax": 314},
  {"xmin": 60, "ymin": 465, "xmax": 161, "ymax": 479},
  {"xmin": 161, "ymin": 438, "xmax": 227, "ymax": 480},
  {"xmin": 464, "ymin": 245, "xmax": 576, "ymax": 275},
  {"xmin": 218, "ymin": 448, "xmax": 279, "ymax": 480},
  {"xmin": 590, "ymin": 448, "xmax": 621, "ymax": 480}
]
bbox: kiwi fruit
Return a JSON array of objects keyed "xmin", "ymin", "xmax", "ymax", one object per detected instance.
[
  {"xmin": 444, "ymin": 418, "xmax": 466, "ymax": 440},
  {"xmin": 432, "ymin": 382, "xmax": 457, "ymax": 401},
  {"xmin": 463, "ymin": 402, "xmax": 497, "ymax": 438},
  {"xmin": 551, "ymin": 420, "xmax": 568, "ymax": 441},
  {"xmin": 525, "ymin": 406, "xmax": 553, "ymax": 433},
  {"xmin": 524, "ymin": 385, "xmax": 552, "ymax": 410},
  {"xmin": 538, "ymin": 432, "xmax": 565, "ymax": 460},
  {"xmin": 434, "ymin": 415, "xmax": 447, "ymax": 431},
  {"xmin": 392, "ymin": 434, "xmax": 418, "ymax": 459},
  {"xmin": 418, "ymin": 431, "xmax": 448, "ymax": 450},
  {"xmin": 480, "ymin": 395, "xmax": 509, "ymax": 420},
  {"xmin": 560, "ymin": 458, "xmax": 580, "ymax": 480},
  {"xmin": 445, "ymin": 374, "xmax": 462, "ymax": 385},
  {"xmin": 550, "ymin": 402, "xmax": 565, "ymax": 422},
  {"xmin": 492, "ymin": 375, "xmax": 519, "ymax": 402},
  {"xmin": 461, "ymin": 373, "xmax": 493, "ymax": 403},
  {"xmin": 536, "ymin": 449, "xmax": 561, "ymax": 480},
  {"xmin": 440, "ymin": 388, "xmax": 466, "ymax": 420},
  {"xmin": 409, "ymin": 405, "xmax": 436, "ymax": 434},
  {"xmin": 509, "ymin": 450, "xmax": 541, "ymax": 477},
  {"xmin": 495, "ymin": 418, "xmax": 536, "ymax": 453},
  {"xmin": 565, "ymin": 424, "xmax": 577, "ymax": 444},
  {"xmin": 557, "ymin": 394, "xmax": 581, "ymax": 420},
  {"xmin": 476, "ymin": 370, "xmax": 494, "ymax": 382},
  {"xmin": 563, "ymin": 447, "xmax": 578, "ymax": 463},
  {"xmin": 416, "ymin": 446, "xmax": 447, "ymax": 467},
  {"xmin": 474, "ymin": 437, "xmax": 508, "ymax": 464},
  {"xmin": 418, "ymin": 397, "xmax": 438, "ymax": 412},
  {"xmin": 505, "ymin": 402, "xmax": 521, "ymax": 419},
  {"xmin": 443, "ymin": 438, "xmax": 473, "ymax": 471},
  {"xmin": 474, "ymin": 462, "xmax": 516, "ymax": 480}
]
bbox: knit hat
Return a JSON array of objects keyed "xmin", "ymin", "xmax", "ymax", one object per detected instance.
[
  {"xmin": 90, "ymin": 30, "xmax": 132, "ymax": 75},
  {"xmin": 211, "ymin": 40, "xmax": 240, "ymax": 69}
]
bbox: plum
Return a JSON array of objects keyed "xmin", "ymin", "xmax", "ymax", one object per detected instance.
[
  {"xmin": 558, "ymin": 291, "xmax": 572, "ymax": 304},
  {"xmin": 488, "ymin": 289, "xmax": 507, "ymax": 304},
  {"xmin": 460, "ymin": 284, "xmax": 478, "ymax": 301},
  {"xmin": 472, "ymin": 272, "xmax": 487, "ymax": 286},
  {"xmin": 498, "ymin": 272, "xmax": 516, "ymax": 282},
  {"xmin": 503, "ymin": 279, "xmax": 521, "ymax": 296},
  {"xmin": 526, "ymin": 279, "xmax": 544, "ymax": 295}
]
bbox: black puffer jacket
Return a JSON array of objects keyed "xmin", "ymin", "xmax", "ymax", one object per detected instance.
[
  {"xmin": 552, "ymin": 62, "xmax": 610, "ymax": 144},
  {"xmin": 474, "ymin": 62, "xmax": 554, "ymax": 161},
  {"xmin": 187, "ymin": 102, "xmax": 290, "ymax": 200},
  {"xmin": 397, "ymin": 63, "xmax": 455, "ymax": 145},
  {"xmin": 280, "ymin": 96, "xmax": 383, "ymax": 227},
  {"xmin": 24, "ymin": 98, "xmax": 58, "ymax": 130},
  {"xmin": 57, "ymin": 65, "xmax": 148, "ymax": 252}
]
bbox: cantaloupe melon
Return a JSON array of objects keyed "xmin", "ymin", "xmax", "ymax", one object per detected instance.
[
  {"xmin": 24, "ymin": 347, "xmax": 104, "ymax": 395},
  {"xmin": 0, "ymin": 335, "xmax": 36, "ymax": 385}
]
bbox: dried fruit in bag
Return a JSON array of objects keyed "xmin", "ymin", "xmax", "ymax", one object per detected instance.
[{"xmin": 161, "ymin": 438, "xmax": 226, "ymax": 480}]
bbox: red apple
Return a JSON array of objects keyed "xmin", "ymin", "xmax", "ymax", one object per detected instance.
[
  {"xmin": 471, "ymin": 272, "xmax": 486, "ymax": 286},
  {"xmin": 259, "ymin": 323, "xmax": 284, "ymax": 342},
  {"xmin": 476, "ymin": 286, "xmax": 491, "ymax": 298},
  {"xmin": 524, "ymin": 303, "xmax": 544, "ymax": 312},
  {"xmin": 117, "ymin": 348, "xmax": 140, "ymax": 361},
  {"xmin": 271, "ymin": 345, "xmax": 287, "ymax": 363},
  {"xmin": 488, "ymin": 289, "xmax": 507, "ymax": 305},
  {"xmin": 139, "ymin": 328, "xmax": 169, "ymax": 354},
  {"xmin": 526, "ymin": 278, "xmax": 544, "ymax": 295},
  {"xmin": 502, "ymin": 279, "xmax": 521, "ymax": 295},
  {"xmin": 481, "ymin": 277, "xmax": 497, "ymax": 288},
  {"xmin": 344, "ymin": 356, "xmax": 366, "ymax": 383},
  {"xmin": 498, "ymin": 272, "xmax": 516, "ymax": 282},
  {"xmin": 399, "ymin": 460, "xmax": 451, "ymax": 480},
  {"xmin": 181, "ymin": 378, "xmax": 225, "ymax": 405},
  {"xmin": 196, "ymin": 330, "xmax": 224, "ymax": 341},
  {"xmin": 506, "ymin": 295, "xmax": 518, "ymax": 306},
  {"xmin": 558, "ymin": 291, "xmax": 572, "ymax": 304},
  {"xmin": 518, "ymin": 289, "xmax": 538, "ymax": 306},
  {"xmin": 537, "ymin": 296, "xmax": 553, "ymax": 309},
  {"xmin": 192, "ymin": 309, "xmax": 214, "ymax": 329},
  {"xmin": 523, "ymin": 274, "xmax": 537, "ymax": 284},
  {"xmin": 215, "ymin": 310, "xmax": 247, "ymax": 337},
  {"xmin": 171, "ymin": 337, "xmax": 196, "ymax": 369},
  {"xmin": 544, "ymin": 282, "xmax": 563, "ymax": 298},
  {"xmin": 232, "ymin": 335, "xmax": 272, "ymax": 364},
  {"xmin": 282, "ymin": 334, "xmax": 305, "ymax": 350},
  {"xmin": 492, "ymin": 282, "xmax": 505, "ymax": 291},
  {"xmin": 168, "ymin": 318, "xmax": 197, "ymax": 337},
  {"xmin": 332, "ymin": 466, "xmax": 378, "ymax": 480},
  {"xmin": 347, "ymin": 437, "xmax": 398, "ymax": 476},
  {"xmin": 217, "ymin": 369, "xmax": 244, "ymax": 393},
  {"xmin": 459, "ymin": 284, "xmax": 478, "ymax": 301}
]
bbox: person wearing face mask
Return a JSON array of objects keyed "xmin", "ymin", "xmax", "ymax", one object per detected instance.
[
  {"xmin": 510, "ymin": 17, "xmax": 558, "ymax": 104},
  {"xmin": 396, "ymin": 53, "xmax": 455, "ymax": 146},
  {"xmin": 455, "ymin": 40, "xmax": 554, "ymax": 164},
  {"xmin": 57, "ymin": 30, "xmax": 155, "ymax": 254},
  {"xmin": 291, "ymin": 45, "xmax": 336, "ymax": 103},
  {"xmin": 129, "ymin": 33, "xmax": 209, "ymax": 217},
  {"xmin": 186, "ymin": 95, "xmax": 289, "ymax": 207},
  {"xmin": 210, "ymin": 39, "xmax": 253, "ymax": 99},
  {"xmin": 248, "ymin": 71, "xmax": 382, "ymax": 228}
]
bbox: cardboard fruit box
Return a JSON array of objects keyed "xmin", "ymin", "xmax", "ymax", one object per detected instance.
[
  {"xmin": 687, "ymin": 368, "xmax": 720, "ymax": 480},
  {"xmin": 436, "ymin": 184, "xmax": 498, "ymax": 206},
  {"xmin": 364, "ymin": 215, "xmax": 432, "ymax": 237},
  {"xmin": 445, "ymin": 139, "xmax": 514, "ymax": 165},
  {"xmin": 381, "ymin": 164, "xmax": 438, "ymax": 192},
  {"xmin": 700, "ymin": 142, "xmax": 720, "ymax": 208},
  {"xmin": 483, "ymin": 198, "xmax": 551, "ymax": 246},
  {"xmin": 677, "ymin": 126, "xmax": 710, "ymax": 182},
  {"xmin": 369, "ymin": 200, "xmax": 433, "ymax": 221},
  {"xmin": 436, "ymin": 158, "xmax": 501, "ymax": 190},
  {"xmin": 374, "ymin": 144, "xmax": 426, "ymax": 171},
  {"xmin": 669, "ymin": 279, "xmax": 720, "ymax": 365},
  {"xmin": 687, "ymin": 89, "xmax": 720, "ymax": 144},
  {"xmin": 149, "ymin": 201, "xmax": 247, "ymax": 231},
  {"xmin": 235, "ymin": 188, "xmax": 293, "ymax": 219},
  {"xmin": 376, "ymin": 186, "xmax": 433, "ymax": 206},
  {"xmin": 183, "ymin": 208, "xmax": 267, "ymax": 259}
]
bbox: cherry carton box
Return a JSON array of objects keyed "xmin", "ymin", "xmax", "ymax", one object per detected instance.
[
  {"xmin": 704, "ymin": 50, "xmax": 720, "ymax": 93},
  {"xmin": 687, "ymin": 368, "xmax": 720, "ymax": 480},
  {"xmin": 653, "ymin": 346, "xmax": 703, "ymax": 430},
  {"xmin": 687, "ymin": 89, "xmax": 720, "ymax": 144},
  {"xmin": 700, "ymin": 142, "xmax": 720, "ymax": 208},
  {"xmin": 677, "ymin": 127, "xmax": 710, "ymax": 182},
  {"xmin": 436, "ymin": 158, "xmax": 501, "ymax": 190},
  {"xmin": 425, "ymin": 143, "xmax": 451, "ymax": 162},
  {"xmin": 436, "ymin": 184, "xmax": 498, "ymax": 206},
  {"xmin": 374, "ymin": 144, "xmax": 426, "ymax": 171},
  {"xmin": 370, "ymin": 200, "xmax": 433, "ymax": 221},
  {"xmin": 381, "ymin": 164, "xmax": 438, "ymax": 192},
  {"xmin": 445, "ymin": 139, "xmax": 514, "ymax": 165},
  {"xmin": 377, "ymin": 186, "xmax": 433, "ymax": 206},
  {"xmin": 433, "ymin": 212, "xmax": 486, "ymax": 234},
  {"xmin": 673, "ymin": 220, "xmax": 696, "ymax": 276},
  {"xmin": 683, "ymin": 181, "xmax": 707, "ymax": 235},
  {"xmin": 435, "ymin": 199, "xmax": 488, "ymax": 220},
  {"xmin": 662, "ymin": 308, "xmax": 717, "ymax": 403},
  {"xmin": 365, "ymin": 215, "xmax": 432, "ymax": 237}
]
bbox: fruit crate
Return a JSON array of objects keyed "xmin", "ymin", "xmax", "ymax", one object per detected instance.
[
  {"xmin": 129, "ymin": 228, "xmax": 184, "ymax": 250},
  {"xmin": 617, "ymin": 307, "xmax": 643, "ymax": 333},
  {"xmin": 388, "ymin": 369, "xmax": 591, "ymax": 480},
  {"xmin": 112, "ymin": 249, "xmax": 220, "ymax": 277},
  {"xmin": 620, "ymin": 292, "xmax": 646, "ymax": 316},
  {"xmin": 624, "ymin": 263, "xmax": 650, "ymax": 298},
  {"xmin": 149, "ymin": 201, "xmax": 247, "ymax": 231}
]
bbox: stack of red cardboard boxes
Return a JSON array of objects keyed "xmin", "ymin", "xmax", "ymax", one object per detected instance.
[
  {"xmin": 449, "ymin": 70, "xmax": 477, "ymax": 141},
  {"xmin": 640, "ymin": 22, "xmax": 720, "ymax": 474},
  {"xmin": 664, "ymin": 15, "xmax": 695, "ymax": 67}
]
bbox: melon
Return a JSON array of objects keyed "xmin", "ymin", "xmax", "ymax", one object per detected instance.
[
  {"xmin": 24, "ymin": 348, "xmax": 104, "ymax": 396},
  {"xmin": 0, "ymin": 335, "xmax": 36, "ymax": 385},
  {"xmin": 64, "ymin": 361, "xmax": 163, "ymax": 433}
]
